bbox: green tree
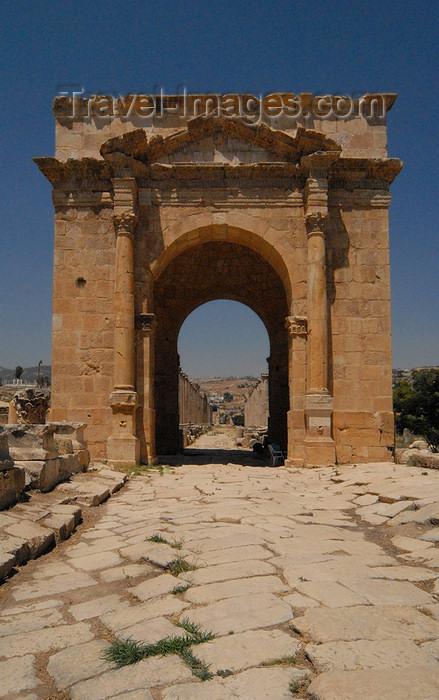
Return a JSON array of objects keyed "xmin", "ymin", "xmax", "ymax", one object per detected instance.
[
  {"xmin": 223, "ymin": 392, "xmax": 233, "ymax": 403},
  {"xmin": 15, "ymin": 365, "xmax": 23, "ymax": 380},
  {"xmin": 393, "ymin": 369, "xmax": 439, "ymax": 451}
]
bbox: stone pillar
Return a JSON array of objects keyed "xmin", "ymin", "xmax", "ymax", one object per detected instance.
[
  {"xmin": 285, "ymin": 315, "xmax": 308, "ymax": 466},
  {"xmin": 301, "ymin": 153, "xmax": 338, "ymax": 467},
  {"xmin": 107, "ymin": 178, "xmax": 140, "ymax": 465},
  {"xmin": 136, "ymin": 312, "xmax": 156, "ymax": 464}
]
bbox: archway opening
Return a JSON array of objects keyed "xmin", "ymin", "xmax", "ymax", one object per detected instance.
[
  {"xmin": 152, "ymin": 238, "xmax": 290, "ymax": 459},
  {"xmin": 177, "ymin": 300, "xmax": 270, "ymax": 461}
]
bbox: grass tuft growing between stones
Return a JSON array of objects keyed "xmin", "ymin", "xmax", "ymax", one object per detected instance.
[
  {"xmin": 177, "ymin": 618, "xmax": 215, "ymax": 643},
  {"xmin": 146, "ymin": 534, "xmax": 184, "ymax": 550},
  {"xmin": 167, "ymin": 556, "xmax": 197, "ymax": 575},
  {"xmin": 147, "ymin": 533, "xmax": 168, "ymax": 544},
  {"xmin": 179, "ymin": 647, "xmax": 213, "ymax": 680},
  {"xmin": 103, "ymin": 619, "xmax": 215, "ymax": 681},
  {"xmin": 289, "ymin": 676, "xmax": 311, "ymax": 695},
  {"xmin": 171, "ymin": 584, "xmax": 191, "ymax": 595},
  {"xmin": 260, "ymin": 654, "xmax": 297, "ymax": 667}
]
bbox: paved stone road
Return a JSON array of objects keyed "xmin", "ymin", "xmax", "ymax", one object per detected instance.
[{"xmin": 1, "ymin": 430, "xmax": 439, "ymax": 699}]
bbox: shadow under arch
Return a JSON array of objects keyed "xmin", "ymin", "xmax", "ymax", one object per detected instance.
[
  {"xmin": 151, "ymin": 236, "xmax": 290, "ymax": 456},
  {"xmin": 151, "ymin": 222, "xmax": 293, "ymax": 311}
]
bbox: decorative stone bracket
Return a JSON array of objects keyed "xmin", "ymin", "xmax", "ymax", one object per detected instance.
[{"xmin": 285, "ymin": 315, "xmax": 308, "ymax": 338}]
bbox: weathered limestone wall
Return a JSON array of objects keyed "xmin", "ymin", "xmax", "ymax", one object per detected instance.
[
  {"xmin": 245, "ymin": 375, "xmax": 269, "ymax": 428},
  {"xmin": 178, "ymin": 370, "xmax": 211, "ymax": 425},
  {"xmin": 50, "ymin": 205, "xmax": 115, "ymax": 459}
]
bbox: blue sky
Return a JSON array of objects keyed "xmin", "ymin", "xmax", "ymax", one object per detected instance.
[{"xmin": 0, "ymin": 0, "xmax": 438, "ymax": 376}]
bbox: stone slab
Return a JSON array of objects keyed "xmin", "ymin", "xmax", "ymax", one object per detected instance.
[
  {"xmin": 121, "ymin": 617, "xmax": 186, "ymax": 645},
  {"xmin": 48, "ymin": 639, "xmax": 111, "ymax": 688},
  {"xmin": 420, "ymin": 527, "xmax": 439, "ymax": 542},
  {"xmin": 101, "ymin": 596, "xmax": 189, "ymax": 633},
  {"xmin": 70, "ymin": 655, "xmax": 191, "ymax": 700},
  {"xmin": 184, "ymin": 574, "xmax": 288, "ymax": 604},
  {"xmin": 306, "ymin": 637, "xmax": 435, "ymax": 671},
  {"xmin": 180, "ymin": 559, "xmax": 276, "ymax": 586},
  {"xmin": 389, "ymin": 501, "xmax": 439, "ymax": 525},
  {"xmin": 4, "ymin": 519, "xmax": 55, "ymax": 559},
  {"xmin": 308, "ymin": 665, "xmax": 439, "ymax": 700},
  {"xmin": 130, "ymin": 574, "xmax": 182, "ymax": 600},
  {"xmin": 420, "ymin": 638, "xmax": 439, "ymax": 660},
  {"xmin": 13, "ymin": 571, "xmax": 96, "ymax": 600},
  {"xmin": 0, "ymin": 621, "xmax": 94, "ymax": 657},
  {"xmin": 296, "ymin": 581, "xmax": 368, "ymax": 607},
  {"xmin": 100, "ymin": 563, "xmax": 153, "ymax": 582},
  {"xmin": 0, "ymin": 607, "xmax": 64, "ymax": 637},
  {"xmin": 181, "ymin": 592, "xmax": 293, "ymax": 636},
  {"xmin": 196, "ymin": 544, "xmax": 272, "ymax": 566},
  {"xmin": 343, "ymin": 577, "xmax": 435, "ymax": 606},
  {"xmin": 70, "ymin": 550, "xmax": 125, "ymax": 571},
  {"xmin": 70, "ymin": 594, "xmax": 129, "ymax": 621},
  {"xmin": 196, "ymin": 629, "xmax": 301, "ymax": 673},
  {"xmin": 292, "ymin": 605, "xmax": 439, "ymax": 643},
  {"xmin": 162, "ymin": 667, "xmax": 309, "ymax": 700},
  {"xmin": 0, "ymin": 654, "xmax": 37, "ymax": 696}
]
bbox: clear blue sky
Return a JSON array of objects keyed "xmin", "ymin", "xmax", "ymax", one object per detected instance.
[{"xmin": 0, "ymin": 0, "xmax": 438, "ymax": 376}]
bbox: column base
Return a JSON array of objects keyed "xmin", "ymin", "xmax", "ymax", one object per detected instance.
[
  {"xmin": 107, "ymin": 435, "xmax": 140, "ymax": 467},
  {"xmin": 304, "ymin": 392, "xmax": 335, "ymax": 467},
  {"xmin": 303, "ymin": 437, "xmax": 336, "ymax": 467},
  {"xmin": 107, "ymin": 389, "xmax": 139, "ymax": 467}
]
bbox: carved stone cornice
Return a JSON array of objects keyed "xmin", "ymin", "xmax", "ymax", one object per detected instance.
[
  {"xmin": 135, "ymin": 313, "xmax": 156, "ymax": 333},
  {"xmin": 113, "ymin": 212, "xmax": 138, "ymax": 234},
  {"xmin": 100, "ymin": 121, "xmax": 341, "ymax": 166},
  {"xmin": 285, "ymin": 315, "xmax": 308, "ymax": 337},
  {"xmin": 301, "ymin": 150, "xmax": 340, "ymax": 174},
  {"xmin": 305, "ymin": 212, "xmax": 328, "ymax": 235}
]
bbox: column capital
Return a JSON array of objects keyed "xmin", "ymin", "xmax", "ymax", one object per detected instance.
[
  {"xmin": 135, "ymin": 312, "xmax": 156, "ymax": 334},
  {"xmin": 305, "ymin": 212, "xmax": 328, "ymax": 236},
  {"xmin": 113, "ymin": 211, "xmax": 138, "ymax": 235}
]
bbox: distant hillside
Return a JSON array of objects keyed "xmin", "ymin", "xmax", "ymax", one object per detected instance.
[
  {"xmin": 0, "ymin": 365, "xmax": 52, "ymax": 383},
  {"xmin": 195, "ymin": 376, "xmax": 260, "ymax": 415}
]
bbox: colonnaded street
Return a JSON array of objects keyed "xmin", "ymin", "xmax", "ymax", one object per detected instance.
[{"xmin": 1, "ymin": 428, "xmax": 439, "ymax": 699}]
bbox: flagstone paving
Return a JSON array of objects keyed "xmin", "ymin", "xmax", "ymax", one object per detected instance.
[{"xmin": 1, "ymin": 431, "xmax": 439, "ymax": 698}]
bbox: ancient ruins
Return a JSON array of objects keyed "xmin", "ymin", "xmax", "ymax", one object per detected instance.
[{"xmin": 35, "ymin": 93, "xmax": 402, "ymax": 467}]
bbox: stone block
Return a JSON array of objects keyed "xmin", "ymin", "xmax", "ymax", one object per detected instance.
[
  {"xmin": 4, "ymin": 519, "xmax": 55, "ymax": 559},
  {"xmin": 15, "ymin": 458, "xmax": 61, "ymax": 491},
  {"xmin": 0, "ymin": 466, "xmax": 26, "ymax": 510}
]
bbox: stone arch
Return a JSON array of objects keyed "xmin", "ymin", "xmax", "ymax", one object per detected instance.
[
  {"xmin": 151, "ymin": 236, "xmax": 290, "ymax": 455},
  {"xmin": 151, "ymin": 215, "xmax": 295, "ymax": 310}
]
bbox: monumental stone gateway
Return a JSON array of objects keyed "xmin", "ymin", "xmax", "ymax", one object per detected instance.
[{"xmin": 36, "ymin": 92, "xmax": 402, "ymax": 467}]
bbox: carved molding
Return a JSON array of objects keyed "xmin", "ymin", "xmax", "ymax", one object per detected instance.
[
  {"xmin": 135, "ymin": 312, "xmax": 156, "ymax": 333},
  {"xmin": 285, "ymin": 315, "xmax": 308, "ymax": 337},
  {"xmin": 113, "ymin": 211, "xmax": 138, "ymax": 234},
  {"xmin": 305, "ymin": 212, "xmax": 328, "ymax": 235}
]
